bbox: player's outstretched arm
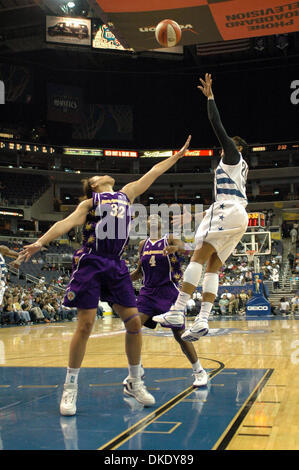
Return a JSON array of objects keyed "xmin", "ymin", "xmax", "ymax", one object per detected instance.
[
  {"xmin": 121, "ymin": 135, "xmax": 191, "ymax": 203},
  {"xmin": 198, "ymin": 73, "xmax": 240, "ymax": 165},
  {"xmin": 19, "ymin": 199, "xmax": 91, "ymax": 262},
  {"xmin": 0, "ymin": 245, "xmax": 21, "ymax": 259}
]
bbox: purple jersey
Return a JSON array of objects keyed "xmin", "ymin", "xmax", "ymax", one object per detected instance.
[
  {"xmin": 140, "ymin": 235, "xmax": 183, "ymax": 288},
  {"xmin": 81, "ymin": 191, "xmax": 131, "ymax": 258}
]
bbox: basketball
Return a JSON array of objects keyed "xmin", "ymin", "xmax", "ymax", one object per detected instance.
[{"xmin": 155, "ymin": 19, "xmax": 182, "ymax": 47}]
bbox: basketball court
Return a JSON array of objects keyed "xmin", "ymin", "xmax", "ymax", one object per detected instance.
[
  {"xmin": 1, "ymin": 0, "xmax": 299, "ymax": 455},
  {"xmin": 1, "ymin": 312, "xmax": 298, "ymax": 451}
]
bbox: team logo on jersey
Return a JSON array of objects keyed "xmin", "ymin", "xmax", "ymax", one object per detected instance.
[{"xmin": 67, "ymin": 291, "xmax": 76, "ymax": 301}]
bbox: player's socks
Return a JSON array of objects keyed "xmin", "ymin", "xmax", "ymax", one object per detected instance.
[
  {"xmin": 191, "ymin": 359, "xmax": 203, "ymax": 374},
  {"xmin": 65, "ymin": 367, "xmax": 80, "ymax": 385},
  {"xmin": 199, "ymin": 301, "xmax": 213, "ymax": 321},
  {"xmin": 128, "ymin": 363, "xmax": 141, "ymax": 379},
  {"xmin": 172, "ymin": 291, "xmax": 191, "ymax": 311}
]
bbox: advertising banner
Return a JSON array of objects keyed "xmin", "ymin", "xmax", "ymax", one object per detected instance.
[
  {"xmin": 92, "ymin": 20, "xmax": 132, "ymax": 50},
  {"xmin": 97, "ymin": 0, "xmax": 299, "ymax": 50},
  {"xmin": 246, "ymin": 272, "xmax": 271, "ymax": 316},
  {"xmin": 47, "ymin": 83, "xmax": 84, "ymax": 124},
  {"xmin": 46, "ymin": 16, "xmax": 91, "ymax": 46}
]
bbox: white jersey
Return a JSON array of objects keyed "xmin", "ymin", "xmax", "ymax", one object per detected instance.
[
  {"xmin": 214, "ymin": 154, "xmax": 248, "ymax": 207},
  {"xmin": 0, "ymin": 253, "xmax": 7, "ymax": 281}
]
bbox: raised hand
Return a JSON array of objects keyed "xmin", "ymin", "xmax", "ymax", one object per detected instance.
[
  {"xmin": 198, "ymin": 73, "xmax": 214, "ymax": 99},
  {"xmin": 175, "ymin": 135, "xmax": 192, "ymax": 159}
]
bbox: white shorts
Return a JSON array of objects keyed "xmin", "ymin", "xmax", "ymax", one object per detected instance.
[
  {"xmin": 195, "ymin": 201, "xmax": 248, "ymax": 264},
  {"xmin": 0, "ymin": 286, "xmax": 5, "ymax": 306}
]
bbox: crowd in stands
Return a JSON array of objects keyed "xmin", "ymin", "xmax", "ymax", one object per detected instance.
[
  {"xmin": 1, "ymin": 228, "xmax": 299, "ymax": 327},
  {"xmin": 0, "ymin": 279, "xmax": 77, "ymax": 326}
]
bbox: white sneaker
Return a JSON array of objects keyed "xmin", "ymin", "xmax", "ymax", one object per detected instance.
[
  {"xmin": 60, "ymin": 383, "xmax": 78, "ymax": 416},
  {"xmin": 182, "ymin": 316, "xmax": 209, "ymax": 342},
  {"xmin": 152, "ymin": 310, "xmax": 185, "ymax": 328},
  {"xmin": 192, "ymin": 369, "xmax": 208, "ymax": 387},
  {"xmin": 123, "ymin": 378, "xmax": 155, "ymax": 407}
]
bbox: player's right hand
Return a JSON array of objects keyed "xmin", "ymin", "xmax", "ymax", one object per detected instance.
[{"xmin": 198, "ymin": 73, "xmax": 214, "ymax": 99}]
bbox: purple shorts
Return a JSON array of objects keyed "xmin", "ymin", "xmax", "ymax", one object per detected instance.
[
  {"xmin": 63, "ymin": 251, "xmax": 137, "ymax": 310},
  {"xmin": 137, "ymin": 283, "xmax": 179, "ymax": 329}
]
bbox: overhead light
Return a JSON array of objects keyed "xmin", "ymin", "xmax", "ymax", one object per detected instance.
[
  {"xmin": 274, "ymin": 189, "xmax": 280, "ymax": 195},
  {"xmin": 67, "ymin": 1, "xmax": 75, "ymax": 8}
]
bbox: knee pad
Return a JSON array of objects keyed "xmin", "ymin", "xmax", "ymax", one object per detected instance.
[
  {"xmin": 202, "ymin": 272, "xmax": 219, "ymax": 296},
  {"xmin": 183, "ymin": 261, "xmax": 203, "ymax": 287},
  {"xmin": 123, "ymin": 313, "xmax": 141, "ymax": 334}
]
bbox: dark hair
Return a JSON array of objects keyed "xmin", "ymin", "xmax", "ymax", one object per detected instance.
[
  {"xmin": 232, "ymin": 135, "xmax": 248, "ymax": 155},
  {"xmin": 232, "ymin": 136, "xmax": 247, "ymax": 150},
  {"xmin": 80, "ymin": 178, "xmax": 93, "ymax": 201}
]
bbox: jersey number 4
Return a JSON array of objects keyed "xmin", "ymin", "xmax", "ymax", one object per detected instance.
[{"xmin": 149, "ymin": 255, "xmax": 156, "ymax": 267}]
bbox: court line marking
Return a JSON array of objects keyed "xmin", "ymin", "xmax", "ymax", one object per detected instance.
[
  {"xmin": 212, "ymin": 368, "xmax": 274, "ymax": 450},
  {"xmin": 143, "ymin": 421, "xmax": 181, "ymax": 435},
  {"xmin": 98, "ymin": 361, "xmax": 224, "ymax": 450},
  {"xmin": 17, "ymin": 385, "xmax": 59, "ymax": 389}
]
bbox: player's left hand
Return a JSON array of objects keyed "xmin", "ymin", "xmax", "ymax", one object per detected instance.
[{"xmin": 175, "ymin": 135, "xmax": 191, "ymax": 159}]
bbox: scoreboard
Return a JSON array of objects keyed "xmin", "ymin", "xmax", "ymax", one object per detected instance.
[{"xmin": 248, "ymin": 212, "xmax": 265, "ymax": 228}]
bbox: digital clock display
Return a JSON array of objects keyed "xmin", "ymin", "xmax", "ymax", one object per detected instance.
[{"xmin": 248, "ymin": 212, "xmax": 265, "ymax": 228}]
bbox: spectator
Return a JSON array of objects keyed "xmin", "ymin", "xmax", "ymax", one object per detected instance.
[
  {"xmin": 279, "ymin": 297, "xmax": 290, "ymax": 315},
  {"xmin": 31, "ymin": 296, "xmax": 47, "ymax": 323},
  {"xmin": 228, "ymin": 294, "xmax": 239, "ymax": 315},
  {"xmin": 272, "ymin": 269, "xmax": 280, "ymax": 291},
  {"xmin": 219, "ymin": 295, "xmax": 229, "ymax": 315},
  {"xmin": 288, "ymin": 252, "xmax": 295, "ymax": 270},
  {"xmin": 2, "ymin": 296, "xmax": 22, "ymax": 325},
  {"xmin": 12, "ymin": 295, "xmax": 31, "ymax": 324},
  {"xmin": 239, "ymin": 289, "xmax": 249, "ymax": 310},
  {"xmin": 291, "ymin": 295, "xmax": 299, "ymax": 314},
  {"xmin": 290, "ymin": 226, "xmax": 298, "ymax": 244}
]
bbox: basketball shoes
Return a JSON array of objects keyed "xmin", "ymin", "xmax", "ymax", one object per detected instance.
[
  {"xmin": 152, "ymin": 309, "xmax": 185, "ymax": 328},
  {"xmin": 123, "ymin": 378, "xmax": 155, "ymax": 407},
  {"xmin": 182, "ymin": 315, "xmax": 209, "ymax": 342},
  {"xmin": 60, "ymin": 383, "xmax": 78, "ymax": 416},
  {"xmin": 192, "ymin": 369, "xmax": 208, "ymax": 387}
]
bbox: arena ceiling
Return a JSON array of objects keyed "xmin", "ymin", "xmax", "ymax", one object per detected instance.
[{"xmin": 0, "ymin": 0, "xmax": 299, "ymax": 73}]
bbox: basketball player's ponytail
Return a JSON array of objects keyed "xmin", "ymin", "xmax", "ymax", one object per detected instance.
[
  {"xmin": 80, "ymin": 178, "xmax": 93, "ymax": 201},
  {"xmin": 232, "ymin": 136, "xmax": 248, "ymax": 155}
]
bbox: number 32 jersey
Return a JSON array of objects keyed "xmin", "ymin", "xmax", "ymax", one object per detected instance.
[{"xmin": 81, "ymin": 191, "xmax": 132, "ymax": 258}]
